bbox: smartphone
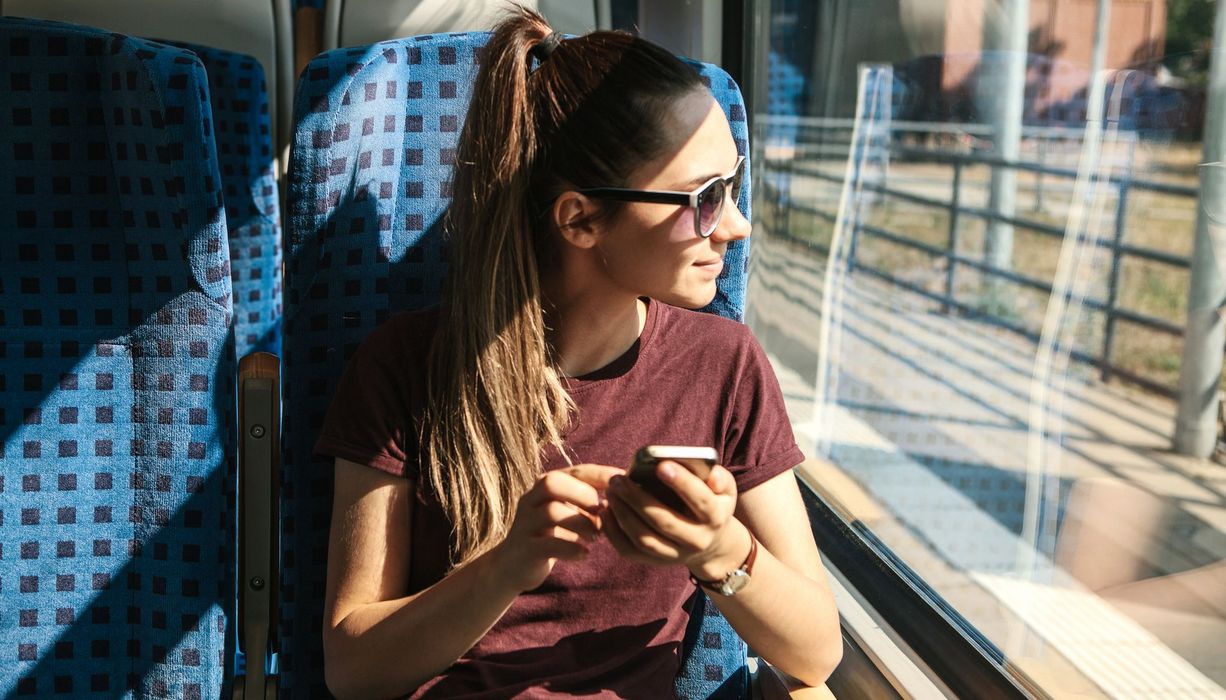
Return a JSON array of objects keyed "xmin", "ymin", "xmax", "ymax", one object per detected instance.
[{"xmin": 627, "ymin": 445, "xmax": 719, "ymax": 514}]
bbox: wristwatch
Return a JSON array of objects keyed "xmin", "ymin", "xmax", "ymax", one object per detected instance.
[{"xmin": 689, "ymin": 531, "xmax": 758, "ymax": 596}]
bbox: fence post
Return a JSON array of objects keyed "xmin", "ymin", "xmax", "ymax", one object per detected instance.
[
  {"xmin": 1174, "ymin": 0, "xmax": 1226, "ymax": 457},
  {"xmin": 1101, "ymin": 160, "xmax": 1132, "ymax": 383},
  {"xmin": 1034, "ymin": 135, "xmax": 1046, "ymax": 212},
  {"xmin": 944, "ymin": 160, "xmax": 963, "ymax": 313},
  {"xmin": 782, "ymin": 135, "xmax": 795, "ymax": 239},
  {"xmin": 846, "ymin": 218, "xmax": 860, "ymax": 274}
]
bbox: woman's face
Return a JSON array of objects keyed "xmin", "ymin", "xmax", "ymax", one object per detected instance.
[{"xmin": 591, "ymin": 89, "xmax": 751, "ymax": 309}]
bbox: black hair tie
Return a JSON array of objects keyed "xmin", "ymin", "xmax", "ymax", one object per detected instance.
[{"xmin": 530, "ymin": 32, "xmax": 562, "ymax": 64}]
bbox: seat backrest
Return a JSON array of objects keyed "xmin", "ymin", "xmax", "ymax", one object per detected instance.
[
  {"xmin": 1, "ymin": 0, "xmax": 295, "ymax": 168},
  {"xmin": 162, "ymin": 40, "xmax": 284, "ymax": 357},
  {"xmin": 0, "ymin": 18, "xmax": 237, "ymax": 698},
  {"xmin": 282, "ymin": 32, "xmax": 751, "ymax": 698}
]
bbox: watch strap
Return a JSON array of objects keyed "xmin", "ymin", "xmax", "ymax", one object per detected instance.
[{"xmin": 690, "ymin": 530, "xmax": 757, "ymax": 592}]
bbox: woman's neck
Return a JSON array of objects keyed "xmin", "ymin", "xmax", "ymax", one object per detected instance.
[{"xmin": 545, "ymin": 290, "xmax": 648, "ymax": 378}]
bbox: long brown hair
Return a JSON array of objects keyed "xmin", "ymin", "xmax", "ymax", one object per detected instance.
[{"xmin": 423, "ymin": 7, "xmax": 705, "ymax": 565}]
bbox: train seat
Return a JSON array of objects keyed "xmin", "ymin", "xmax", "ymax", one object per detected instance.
[
  {"xmin": 0, "ymin": 0, "xmax": 295, "ymax": 170},
  {"xmin": 161, "ymin": 41, "xmax": 284, "ymax": 358},
  {"xmin": 277, "ymin": 31, "xmax": 750, "ymax": 698},
  {"xmin": 0, "ymin": 17, "xmax": 237, "ymax": 698}
]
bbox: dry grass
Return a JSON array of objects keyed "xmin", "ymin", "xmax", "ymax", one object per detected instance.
[{"xmin": 762, "ymin": 140, "xmax": 1206, "ymax": 392}]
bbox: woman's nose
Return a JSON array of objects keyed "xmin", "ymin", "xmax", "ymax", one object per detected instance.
[{"xmin": 711, "ymin": 198, "xmax": 751, "ymax": 243}]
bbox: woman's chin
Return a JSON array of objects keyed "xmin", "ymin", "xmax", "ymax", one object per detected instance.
[{"xmin": 658, "ymin": 283, "xmax": 719, "ymax": 310}]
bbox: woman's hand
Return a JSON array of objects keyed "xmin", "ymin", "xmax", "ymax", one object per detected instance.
[
  {"xmin": 490, "ymin": 464, "xmax": 623, "ymax": 593},
  {"xmin": 603, "ymin": 460, "xmax": 751, "ymax": 581}
]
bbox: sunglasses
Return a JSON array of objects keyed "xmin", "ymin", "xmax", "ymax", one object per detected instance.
[{"xmin": 576, "ymin": 156, "xmax": 745, "ymax": 238}]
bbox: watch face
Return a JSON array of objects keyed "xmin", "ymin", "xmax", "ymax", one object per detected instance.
[{"xmin": 720, "ymin": 570, "xmax": 750, "ymax": 596}]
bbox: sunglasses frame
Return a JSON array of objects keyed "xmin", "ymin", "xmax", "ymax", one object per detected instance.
[{"xmin": 575, "ymin": 156, "xmax": 746, "ymax": 238}]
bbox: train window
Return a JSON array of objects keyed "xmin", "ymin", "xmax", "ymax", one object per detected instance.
[{"xmin": 745, "ymin": 0, "xmax": 1226, "ymax": 696}]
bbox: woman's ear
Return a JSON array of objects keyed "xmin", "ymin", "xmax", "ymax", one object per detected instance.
[{"xmin": 551, "ymin": 191, "xmax": 602, "ymax": 250}]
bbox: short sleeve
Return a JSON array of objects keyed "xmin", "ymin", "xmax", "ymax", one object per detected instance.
[
  {"xmin": 312, "ymin": 313, "xmax": 426, "ymax": 479},
  {"xmin": 721, "ymin": 331, "xmax": 805, "ymax": 493}
]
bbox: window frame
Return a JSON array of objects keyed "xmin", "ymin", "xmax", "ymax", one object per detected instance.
[{"xmin": 798, "ymin": 482, "xmax": 1040, "ymax": 698}]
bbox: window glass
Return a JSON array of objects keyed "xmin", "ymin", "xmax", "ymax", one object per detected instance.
[{"xmin": 747, "ymin": 0, "xmax": 1226, "ymax": 695}]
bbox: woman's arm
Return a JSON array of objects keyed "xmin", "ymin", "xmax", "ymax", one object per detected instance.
[
  {"xmin": 323, "ymin": 459, "xmax": 519, "ymax": 699},
  {"xmin": 604, "ymin": 465, "xmax": 842, "ymax": 687},
  {"xmin": 712, "ymin": 470, "xmax": 842, "ymax": 686},
  {"xmin": 323, "ymin": 458, "xmax": 620, "ymax": 699}
]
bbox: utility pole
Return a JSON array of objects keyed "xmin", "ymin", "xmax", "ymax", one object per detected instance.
[
  {"xmin": 1174, "ymin": 0, "xmax": 1226, "ymax": 457},
  {"xmin": 1088, "ymin": 0, "xmax": 1110, "ymax": 84},
  {"xmin": 979, "ymin": 0, "xmax": 1030, "ymax": 312}
]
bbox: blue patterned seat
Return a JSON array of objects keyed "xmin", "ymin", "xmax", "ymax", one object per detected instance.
[
  {"xmin": 283, "ymin": 32, "xmax": 751, "ymax": 698},
  {"xmin": 0, "ymin": 18, "xmax": 236, "ymax": 698},
  {"xmin": 161, "ymin": 40, "xmax": 283, "ymax": 358}
]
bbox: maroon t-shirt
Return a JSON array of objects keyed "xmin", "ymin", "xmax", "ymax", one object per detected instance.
[{"xmin": 314, "ymin": 298, "xmax": 805, "ymax": 699}]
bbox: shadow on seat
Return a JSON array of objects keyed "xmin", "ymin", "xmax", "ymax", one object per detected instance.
[{"xmin": 0, "ymin": 17, "xmax": 237, "ymax": 698}]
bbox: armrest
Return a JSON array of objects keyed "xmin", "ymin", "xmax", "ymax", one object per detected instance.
[{"xmin": 235, "ymin": 352, "xmax": 282, "ymax": 700}]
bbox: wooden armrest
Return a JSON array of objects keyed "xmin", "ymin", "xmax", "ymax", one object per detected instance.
[{"xmin": 235, "ymin": 352, "xmax": 281, "ymax": 700}]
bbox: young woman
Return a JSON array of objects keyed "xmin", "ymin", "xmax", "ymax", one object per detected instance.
[{"xmin": 314, "ymin": 8, "xmax": 842, "ymax": 698}]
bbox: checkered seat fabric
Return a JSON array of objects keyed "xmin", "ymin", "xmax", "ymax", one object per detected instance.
[
  {"xmin": 162, "ymin": 40, "xmax": 283, "ymax": 358},
  {"xmin": 283, "ymin": 33, "xmax": 751, "ymax": 698},
  {"xmin": 0, "ymin": 18, "xmax": 236, "ymax": 699}
]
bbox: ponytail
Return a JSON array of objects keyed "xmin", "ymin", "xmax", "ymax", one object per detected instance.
[{"xmin": 423, "ymin": 6, "xmax": 703, "ymax": 566}]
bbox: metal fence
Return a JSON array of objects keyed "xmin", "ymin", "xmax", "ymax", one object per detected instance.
[{"xmin": 757, "ymin": 125, "xmax": 1198, "ymax": 397}]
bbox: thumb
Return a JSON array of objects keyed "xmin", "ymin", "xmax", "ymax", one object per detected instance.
[{"xmin": 707, "ymin": 465, "xmax": 736, "ymax": 495}]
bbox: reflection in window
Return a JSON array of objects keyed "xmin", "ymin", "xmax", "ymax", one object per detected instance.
[{"xmin": 748, "ymin": 0, "xmax": 1226, "ymax": 695}]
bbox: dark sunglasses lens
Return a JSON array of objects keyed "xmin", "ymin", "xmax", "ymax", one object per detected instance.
[
  {"xmin": 697, "ymin": 181, "xmax": 724, "ymax": 236},
  {"xmin": 730, "ymin": 162, "xmax": 745, "ymax": 205}
]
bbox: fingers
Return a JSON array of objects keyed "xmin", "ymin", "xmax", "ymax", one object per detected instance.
[
  {"xmin": 704, "ymin": 464, "xmax": 737, "ymax": 495},
  {"xmin": 606, "ymin": 490, "xmax": 684, "ymax": 559},
  {"xmin": 512, "ymin": 463, "xmax": 737, "ymax": 572},
  {"xmin": 527, "ymin": 509, "xmax": 599, "ymax": 561},
  {"xmin": 603, "ymin": 505, "xmax": 676, "ymax": 566},
  {"xmin": 657, "ymin": 461, "xmax": 736, "ymax": 524},
  {"xmin": 534, "ymin": 534, "xmax": 591, "ymax": 562},
  {"xmin": 562, "ymin": 463, "xmax": 625, "ymax": 490},
  {"xmin": 502, "ymin": 467, "xmax": 624, "ymax": 589},
  {"xmin": 514, "ymin": 499, "xmax": 601, "ymax": 544},
  {"xmin": 526, "ymin": 468, "xmax": 610, "ymax": 512},
  {"xmin": 608, "ymin": 484, "xmax": 707, "ymax": 555},
  {"xmin": 545, "ymin": 503, "xmax": 601, "ymax": 542}
]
